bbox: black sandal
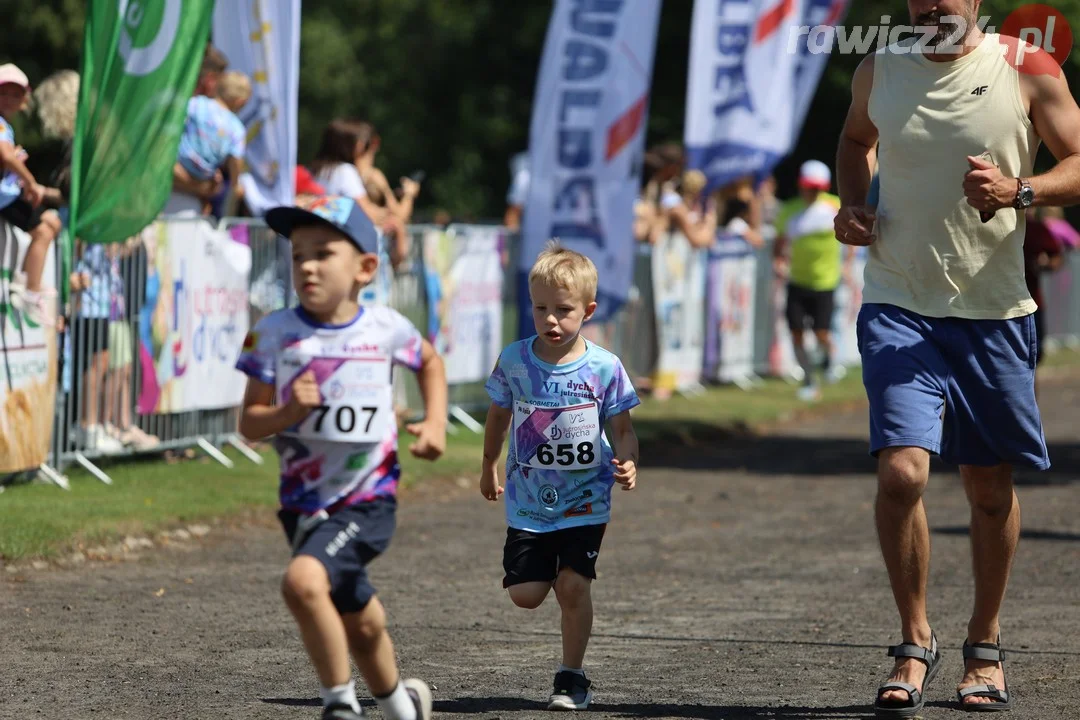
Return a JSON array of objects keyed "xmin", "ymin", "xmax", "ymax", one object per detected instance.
[
  {"xmin": 874, "ymin": 631, "xmax": 943, "ymax": 718},
  {"xmin": 957, "ymin": 638, "xmax": 1013, "ymax": 712}
]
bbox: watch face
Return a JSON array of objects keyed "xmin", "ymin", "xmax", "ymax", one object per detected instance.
[{"xmin": 1021, "ymin": 187, "xmax": 1035, "ymax": 206}]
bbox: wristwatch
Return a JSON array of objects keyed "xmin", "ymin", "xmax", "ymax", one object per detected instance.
[{"xmin": 1013, "ymin": 178, "xmax": 1035, "ymax": 210}]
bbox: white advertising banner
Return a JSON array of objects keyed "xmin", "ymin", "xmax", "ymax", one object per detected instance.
[
  {"xmin": 425, "ymin": 225, "xmax": 504, "ymax": 385},
  {"xmin": 138, "ymin": 220, "xmax": 251, "ymax": 413},
  {"xmin": 706, "ymin": 235, "xmax": 757, "ymax": 383},
  {"xmin": 0, "ymin": 223, "xmax": 58, "ymax": 473},
  {"xmin": 213, "ymin": 0, "xmax": 301, "ymax": 213},
  {"xmin": 522, "ymin": 0, "xmax": 663, "ymax": 323},
  {"xmin": 651, "ymin": 232, "xmax": 707, "ymax": 392}
]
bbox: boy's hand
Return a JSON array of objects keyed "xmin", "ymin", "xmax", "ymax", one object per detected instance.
[
  {"xmin": 286, "ymin": 370, "xmax": 321, "ymax": 419},
  {"xmin": 612, "ymin": 457, "xmax": 637, "ymax": 491},
  {"xmin": 480, "ymin": 467, "xmax": 503, "ymax": 501},
  {"xmin": 405, "ymin": 420, "xmax": 445, "ymax": 461},
  {"xmin": 25, "ymin": 183, "xmax": 46, "ymax": 207}
]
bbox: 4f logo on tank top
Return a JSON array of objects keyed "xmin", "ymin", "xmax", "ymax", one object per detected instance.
[{"xmin": 971, "ymin": 85, "xmax": 989, "ymax": 96}]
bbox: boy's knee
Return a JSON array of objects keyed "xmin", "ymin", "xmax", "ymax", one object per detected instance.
[
  {"xmin": 281, "ymin": 557, "xmax": 330, "ymax": 608},
  {"xmin": 507, "ymin": 583, "xmax": 549, "ymax": 610},
  {"xmin": 344, "ymin": 599, "xmax": 387, "ymax": 650},
  {"xmin": 554, "ymin": 570, "xmax": 591, "ymax": 609}
]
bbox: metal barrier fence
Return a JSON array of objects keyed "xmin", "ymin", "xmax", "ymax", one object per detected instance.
[{"xmin": 4, "ymin": 214, "xmax": 1078, "ymax": 487}]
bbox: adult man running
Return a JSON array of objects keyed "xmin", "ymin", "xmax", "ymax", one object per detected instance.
[
  {"xmin": 773, "ymin": 160, "xmax": 853, "ymax": 400},
  {"xmin": 835, "ymin": 1, "xmax": 1080, "ymax": 714}
]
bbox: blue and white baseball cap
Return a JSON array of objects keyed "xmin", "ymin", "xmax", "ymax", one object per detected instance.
[{"xmin": 265, "ymin": 195, "xmax": 379, "ymax": 254}]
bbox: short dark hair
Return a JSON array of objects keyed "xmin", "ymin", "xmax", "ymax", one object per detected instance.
[{"xmin": 201, "ymin": 45, "xmax": 228, "ymax": 75}]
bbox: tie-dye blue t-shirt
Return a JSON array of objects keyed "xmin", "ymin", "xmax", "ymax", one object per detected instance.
[{"xmin": 485, "ymin": 337, "xmax": 640, "ymax": 532}]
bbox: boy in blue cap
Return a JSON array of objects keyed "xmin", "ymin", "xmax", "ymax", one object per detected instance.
[{"xmin": 237, "ymin": 195, "xmax": 447, "ymax": 720}]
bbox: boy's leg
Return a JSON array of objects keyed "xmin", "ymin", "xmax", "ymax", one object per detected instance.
[
  {"xmin": 342, "ymin": 599, "xmax": 431, "ymax": 720},
  {"xmin": 281, "ymin": 555, "xmax": 353, "ymax": 690},
  {"xmin": 22, "ymin": 210, "xmax": 62, "ymax": 292},
  {"xmin": 553, "ymin": 568, "xmax": 593, "ymax": 669},
  {"xmin": 548, "ymin": 524, "xmax": 605, "ymax": 710}
]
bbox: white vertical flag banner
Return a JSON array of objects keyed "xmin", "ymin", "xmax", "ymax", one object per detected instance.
[
  {"xmin": 685, "ymin": 0, "xmax": 847, "ymax": 190},
  {"xmin": 213, "ymin": 0, "xmax": 301, "ymax": 214},
  {"xmin": 521, "ymin": 0, "xmax": 663, "ymax": 324}
]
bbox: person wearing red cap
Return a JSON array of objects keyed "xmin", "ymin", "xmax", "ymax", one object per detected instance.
[
  {"xmin": 773, "ymin": 160, "xmax": 852, "ymax": 400},
  {"xmin": 0, "ymin": 63, "xmax": 63, "ymax": 325}
]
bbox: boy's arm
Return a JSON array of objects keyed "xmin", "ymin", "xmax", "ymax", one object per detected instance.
[
  {"xmin": 238, "ymin": 374, "xmax": 317, "ymax": 440},
  {"xmin": 609, "ymin": 410, "xmax": 639, "ymax": 491},
  {"xmin": 0, "ymin": 142, "xmax": 43, "ymax": 204},
  {"xmin": 480, "ymin": 402, "xmax": 512, "ymax": 500},
  {"xmin": 404, "ymin": 338, "xmax": 447, "ymax": 460}
]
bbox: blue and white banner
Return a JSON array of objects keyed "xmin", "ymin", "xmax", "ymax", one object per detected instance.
[
  {"xmin": 213, "ymin": 0, "xmax": 301, "ymax": 214},
  {"xmin": 521, "ymin": 0, "xmax": 663, "ymax": 326},
  {"xmin": 685, "ymin": 0, "xmax": 848, "ymax": 191}
]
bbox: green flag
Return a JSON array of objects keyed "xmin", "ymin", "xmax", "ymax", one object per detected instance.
[{"xmin": 70, "ymin": 0, "xmax": 214, "ymax": 244}]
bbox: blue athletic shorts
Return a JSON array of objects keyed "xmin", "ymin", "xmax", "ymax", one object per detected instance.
[
  {"xmin": 278, "ymin": 497, "xmax": 396, "ymax": 614},
  {"xmin": 856, "ymin": 303, "xmax": 1050, "ymax": 469}
]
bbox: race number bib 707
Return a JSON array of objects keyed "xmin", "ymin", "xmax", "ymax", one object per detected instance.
[
  {"xmin": 514, "ymin": 400, "xmax": 601, "ymax": 470},
  {"xmin": 279, "ymin": 355, "xmax": 393, "ymax": 444}
]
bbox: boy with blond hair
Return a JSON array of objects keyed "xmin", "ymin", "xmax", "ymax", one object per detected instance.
[
  {"xmin": 237, "ymin": 195, "xmax": 445, "ymax": 720},
  {"xmin": 480, "ymin": 241, "xmax": 641, "ymax": 710}
]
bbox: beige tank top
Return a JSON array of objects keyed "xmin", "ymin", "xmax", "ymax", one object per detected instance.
[{"xmin": 866, "ymin": 33, "xmax": 1040, "ymax": 319}]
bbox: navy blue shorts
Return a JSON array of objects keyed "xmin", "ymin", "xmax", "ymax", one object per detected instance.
[
  {"xmin": 278, "ymin": 497, "xmax": 396, "ymax": 614},
  {"xmin": 857, "ymin": 303, "xmax": 1050, "ymax": 469}
]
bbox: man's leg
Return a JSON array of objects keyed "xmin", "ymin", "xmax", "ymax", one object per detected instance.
[
  {"xmin": 876, "ymin": 446, "xmax": 935, "ymax": 705},
  {"xmin": 813, "ymin": 328, "xmax": 835, "ymax": 380},
  {"xmin": 957, "ymin": 463, "xmax": 1019, "ymax": 707}
]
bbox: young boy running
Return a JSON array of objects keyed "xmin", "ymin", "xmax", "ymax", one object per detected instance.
[
  {"xmin": 480, "ymin": 241, "xmax": 641, "ymax": 710},
  {"xmin": 237, "ymin": 195, "xmax": 446, "ymax": 720}
]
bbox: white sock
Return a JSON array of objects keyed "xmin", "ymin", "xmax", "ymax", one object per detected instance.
[
  {"xmin": 321, "ymin": 680, "xmax": 360, "ymax": 713},
  {"xmin": 375, "ymin": 680, "xmax": 417, "ymax": 720},
  {"xmin": 558, "ymin": 664, "xmax": 585, "ymax": 676}
]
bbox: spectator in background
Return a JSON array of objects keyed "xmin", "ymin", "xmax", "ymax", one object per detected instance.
[
  {"xmin": 195, "ymin": 45, "xmax": 228, "ymax": 98},
  {"xmin": 504, "ymin": 151, "xmax": 530, "ymax": 232},
  {"xmin": 773, "ymin": 160, "xmax": 851, "ymax": 401},
  {"xmin": 165, "ymin": 71, "xmax": 251, "ymax": 217},
  {"xmin": 663, "ymin": 169, "xmax": 719, "ymax": 249},
  {"xmin": 1, "ymin": 63, "xmax": 63, "ymax": 326},
  {"xmin": 310, "ymin": 118, "xmax": 406, "ymax": 269},
  {"xmin": 353, "ymin": 126, "xmax": 422, "ymax": 227},
  {"xmin": 719, "ymin": 180, "xmax": 766, "ymax": 250}
]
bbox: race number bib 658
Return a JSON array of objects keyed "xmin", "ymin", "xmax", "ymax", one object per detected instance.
[
  {"xmin": 514, "ymin": 400, "xmax": 601, "ymax": 470},
  {"xmin": 279, "ymin": 355, "xmax": 393, "ymax": 444}
]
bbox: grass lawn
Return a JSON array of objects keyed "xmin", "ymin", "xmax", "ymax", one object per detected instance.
[{"xmin": 3, "ymin": 349, "xmax": 1078, "ymax": 562}]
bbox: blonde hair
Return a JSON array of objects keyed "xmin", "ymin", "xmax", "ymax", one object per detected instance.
[
  {"xmin": 218, "ymin": 71, "xmax": 252, "ymax": 106},
  {"xmin": 528, "ymin": 240, "xmax": 598, "ymax": 303},
  {"xmin": 32, "ymin": 70, "xmax": 79, "ymax": 140}
]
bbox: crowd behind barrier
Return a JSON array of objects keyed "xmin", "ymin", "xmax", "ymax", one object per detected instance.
[{"xmin": 2, "ymin": 215, "xmax": 1079, "ymax": 487}]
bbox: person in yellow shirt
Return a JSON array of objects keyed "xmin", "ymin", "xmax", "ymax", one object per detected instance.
[
  {"xmin": 773, "ymin": 160, "xmax": 853, "ymax": 400},
  {"xmin": 835, "ymin": 3, "xmax": 1080, "ymax": 714}
]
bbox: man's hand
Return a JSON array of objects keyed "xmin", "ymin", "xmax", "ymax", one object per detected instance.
[
  {"xmin": 834, "ymin": 205, "xmax": 877, "ymax": 246},
  {"xmin": 480, "ymin": 467, "xmax": 503, "ymax": 501},
  {"xmin": 612, "ymin": 457, "xmax": 637, "ymax": 491},
  {"xmin": 963, "ymin": 155, "xmax": 1015, "ymax": 214},
  {"xmin": 286, "ymin": 370, "xmax": 321, "ymax": 420},
  {"xmin": 400, "ymin": 177, "xmax": 421, "ymax": 200},
  {"xmin": 405, "ymin": 419, "xmax": 445, "ymax": 461}
]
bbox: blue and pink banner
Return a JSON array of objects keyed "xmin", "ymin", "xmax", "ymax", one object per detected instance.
[
  {"xmin": 520, "ymin": 0, "xmax": 663, "ymax": 326},
  {"xmin": 685, "ymin": 0, "xmax": 849, "ymax": 191}
]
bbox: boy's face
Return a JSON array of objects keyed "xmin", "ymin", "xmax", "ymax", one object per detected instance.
[
  {"xmin": 0, "ymin": 83, "xmax": 28, "ymax": 117},
  {"xmin": 290, "ymin": 225, "xmax": 377, "ymax": 315},
  {"xmin": 530, "ymin": 281, "xmax": 597, "ymax": 349}
]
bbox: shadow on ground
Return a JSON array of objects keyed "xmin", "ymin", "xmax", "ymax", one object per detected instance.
[
  {"xmin": 637, "ymin": 422, "xmax": 1080, "ymax": 486},
  {"xmin": 435, "ymin": 696, "xmax": 876, "ymax": 718}
]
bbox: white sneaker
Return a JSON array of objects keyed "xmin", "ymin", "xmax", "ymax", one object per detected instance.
[
  {"xmin": 8, "ymin": 281, "xmax": 55, "ymax": 328},
  {"xmin": 824, "ymin": 366, "xmax": 846, "ymax": 384},
  {"xmin": 403, "ymin": 678, "xmax": 433, "ymax": 720},
  {"xmin": 796, "ymin": 385, "xmax": 821, "ymax": 402},
  {"xmin": 80, "ymin": 425, "xmax": 125, "ymax": 454}
]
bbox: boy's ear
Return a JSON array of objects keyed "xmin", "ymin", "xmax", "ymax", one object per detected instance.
[
  {"xmin": 356, "ymin": 252, "xmax": 379, "ymax": 282},
  {"xmin": 583, "ymin": 301, "xmax": 598, "ymax": 321}
]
